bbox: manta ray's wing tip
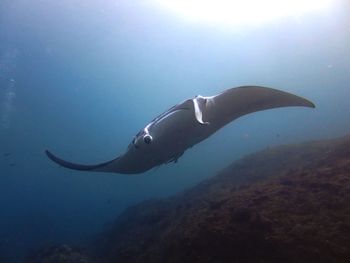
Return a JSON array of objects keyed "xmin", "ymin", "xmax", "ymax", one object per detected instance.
[
  {"xmin": 307, "ymin": 99, "xmax": 316, "ymax": 108},
  {"xmin": 304, "ymin": 99, "xmax": 316, "ymax": 108},
  {"xmin": 45, "ymin": 149, "xmax": 56, "ymax": 162},
  {"xmin": 45, "ymin": 149, "xmax": 122, "ymax": 173},
  {"xmin": 45, "ymin": 149, "xmax": 98, "ymax": 171},
  {"xmin": 45, "ymin": 149, "xmax": 72, "ymax": 168}
]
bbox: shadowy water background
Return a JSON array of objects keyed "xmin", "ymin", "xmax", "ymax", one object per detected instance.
[{"xmin": 0, "ymin": 0, "xmax": 349, "ymax": 261}]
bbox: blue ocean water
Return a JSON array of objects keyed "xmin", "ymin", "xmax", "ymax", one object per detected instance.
[{"xmin": 0, "ymin": 0, "xmax": 349, "ymax": 261}]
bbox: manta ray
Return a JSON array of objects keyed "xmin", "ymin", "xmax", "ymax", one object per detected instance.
[{"xmin": 46, "ymin": 86, "xmax": 315, "ymax": 174}]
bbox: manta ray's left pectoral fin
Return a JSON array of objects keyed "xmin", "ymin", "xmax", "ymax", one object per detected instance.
[
  {"xmin": 193, "ymin": 96, "xmax": 210, "ymax": 125},
  {"xmin": 45, "ymin": 150, "xmax": 123, "ymax": 173}
]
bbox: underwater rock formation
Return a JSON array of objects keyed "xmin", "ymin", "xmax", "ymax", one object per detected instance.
[
  {"xmin": 25, "ymin": 245, "xmax": 90, "ymax": 263},
  {"xmin": 28, "ymin": 134, "xmax": 350, "ymax": 263}
]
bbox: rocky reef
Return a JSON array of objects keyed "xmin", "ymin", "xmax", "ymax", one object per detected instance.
[
  {"xmin": 25, "ymin": 245, "xmax": 90, "ymax": 263},
  {"xmin": 27, "ymin": 134, "xmax": 350, "ymax": 263}
]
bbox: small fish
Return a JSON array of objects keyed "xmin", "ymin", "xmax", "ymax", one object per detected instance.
[{"xmin": 3, "ymin": 153, "xmax": 12, "ymax": 157}]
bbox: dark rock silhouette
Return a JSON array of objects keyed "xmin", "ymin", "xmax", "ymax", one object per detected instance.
[
  {"xmin": 26, "ymin": 245, "xmax": 90, "ymax": 263},
  {"xmin": 27, "ymin": 134, "xmax": 350, "ymax": 263}
]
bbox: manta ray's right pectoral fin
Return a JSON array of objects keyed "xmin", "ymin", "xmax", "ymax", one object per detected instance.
[{"xmin": 207, "ymin": 86, "xmax": 315, "ymax": 125}]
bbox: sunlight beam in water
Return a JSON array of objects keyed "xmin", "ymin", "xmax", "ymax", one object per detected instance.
[{"xmin": 154, "ymin": 0, "xmax": 334, "ymax": 26}]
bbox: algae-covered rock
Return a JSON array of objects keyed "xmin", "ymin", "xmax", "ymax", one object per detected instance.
[
  {"xmin": 25, "ymin": 244, "xmax": 91, "ymax": 263},
  {"xmin": 92, "ymin": 134, "xmax": 350, "ymax": 263},
  {"xmin": 27, "ymin": 134, "xmax": 350, "ymax": 263}
]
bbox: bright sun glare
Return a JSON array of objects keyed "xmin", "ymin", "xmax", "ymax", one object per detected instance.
[{"xmin": 155, "ymin": 0, "xmax": 333, "ymax": 26}]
